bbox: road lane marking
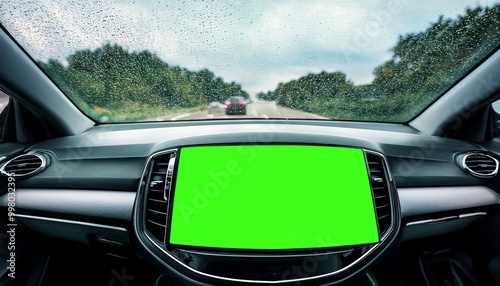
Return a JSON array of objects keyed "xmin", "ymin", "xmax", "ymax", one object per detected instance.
[{"xmin": 171, "ymin": 113, "xmax": 192, "ymax": 120}]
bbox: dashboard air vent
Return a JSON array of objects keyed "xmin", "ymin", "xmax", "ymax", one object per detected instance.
[
  {"xmin": 457, "ymin": 152, "xmax": 498, "ymax": 179},
  {"xmin": 366, "ymin": 152, "xmax": 391, "ymax": 237},
  {"xmin": 144, "ymin": 151, "xmax": 176, "ymax": 244},
  {"xmin": 0, "ymin": 153, "xmax": 48, "ymax": 178}
]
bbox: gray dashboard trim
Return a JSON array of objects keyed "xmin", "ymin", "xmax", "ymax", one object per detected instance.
[
  {"xmin": 398, "ymin": 186, "xmax": 500, "ymax": 218},
  {"xmin": 0, "ymin": 188, "xmax": 136, "ymax": 222}
]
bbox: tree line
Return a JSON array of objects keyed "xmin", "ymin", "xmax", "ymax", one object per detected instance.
[
  {"xmin": 257, "ymin": 4, "xmax": 500, "ymax": 121},
  {"xmin": 39, "ymin": 44, "xmax": 248, "ymax": 121}
]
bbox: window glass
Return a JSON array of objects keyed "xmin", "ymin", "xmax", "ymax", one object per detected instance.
[{"xmin": 1, "ymin": 1, "xmax": 499, "ymax": 123}]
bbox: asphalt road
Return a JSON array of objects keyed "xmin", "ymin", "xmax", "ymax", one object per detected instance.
[{"xmin": 146, "ymin": 101, "xmax": 328, "ymax": 121}]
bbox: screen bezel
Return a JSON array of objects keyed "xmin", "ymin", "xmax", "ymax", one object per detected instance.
[{"xmin": 165, "ymin": 143, "xmax": 380, "ymax": 254}]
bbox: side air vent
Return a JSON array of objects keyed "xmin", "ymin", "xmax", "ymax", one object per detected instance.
[
  {"xmin": 0, "ymin": 153, "xmax": 48, "ymax": 178},
  {"xmin": 144, "ymin": 151, "xmax": 176, "ymax": 244},
  {"xmin": 456, "ymin": 152, "xmax": 499, "ymax": 179},
  {"xmin": 366, "ymin": 152, "xmax": 392, "ymax": 237}
]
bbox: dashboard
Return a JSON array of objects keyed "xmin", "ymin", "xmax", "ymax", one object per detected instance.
[{"xmin": 2, "ymin": 119, "xmax": 500, "ymax": 285}]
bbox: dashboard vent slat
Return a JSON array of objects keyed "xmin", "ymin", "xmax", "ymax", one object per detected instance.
[
  {"xmin": 457, "ymin": 152, "xmax": 499, "ymax": 178},
  {"xmin": 366, "ymin": 152, "xmax": 392, "ymax": 237},
  {"xmin": 143, "ymin": 151, "xmax": 176, "ymax": 244},
  {"xmin": 0, "ymin": 153, "xmax": 48, "ymax": 178}
]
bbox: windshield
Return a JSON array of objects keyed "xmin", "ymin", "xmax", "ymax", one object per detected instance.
[{"xmin": 1, "ymin": 1, "xmax": 499, "ymax": 123}]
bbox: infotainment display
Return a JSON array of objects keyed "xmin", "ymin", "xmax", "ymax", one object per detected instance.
[{"xmin": 168, "ymin": 145, "xmax": 379, "ymax": 251}]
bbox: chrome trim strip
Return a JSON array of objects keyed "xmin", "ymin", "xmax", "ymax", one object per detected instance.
[
  {"xmin": 460, "ymin": 212, "xmax": 488, "ymax": 218},
  {"xmin": 164, "ymin": 156, "xmax": 176, "ymax": 201},
  {"xmin": 15, "ymin": 214, "xmax": 128, "ymax": 232},
  {"xmin": 406, "ymin": 212, "xmax": 488, "ymax": 226},
  {"xmin": 134, "ymin": 147, "xmax": 400, "ymax": 284},
  {"xmin": 405, "ymin": 219, "xmax": 434, "ymax": 226},
  {"xmin": 432, "ymin": 216, "xmax": 459, "ymax": 222}
]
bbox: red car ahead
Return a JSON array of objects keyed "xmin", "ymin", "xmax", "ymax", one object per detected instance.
[{"xmin": 225, "ymin": 96, "xmax": 247, "ymax": 115}]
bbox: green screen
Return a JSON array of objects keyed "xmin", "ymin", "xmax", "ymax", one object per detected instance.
[{"xmin": 169, "ymin": 145, "xmax": 379, "ymax": 250}]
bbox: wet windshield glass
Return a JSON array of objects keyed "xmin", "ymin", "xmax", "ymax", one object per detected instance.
[{"xmin": 1, "ymin": 1, "xmax": 499, "ymax": 122}]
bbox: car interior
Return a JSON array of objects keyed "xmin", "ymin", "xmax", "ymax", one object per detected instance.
[{"xmin": 1, "ymin": 1, "xmax": 500, "ymax": 286}]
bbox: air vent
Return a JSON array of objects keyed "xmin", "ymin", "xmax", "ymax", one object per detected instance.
[
  {"xmin": 366, "ymin": 152, "xmax": 392, "ymax": 237},
  {"xmin": 457, "ymin": 152, "xmax": 499, "ymax": 178},
  {"xmin": 0, "ymin": 153, "xmax": 48, "ymax": 178},
  {"xmin": 144, "ymin": 151, "xmax": 176, "ymax": 244}
]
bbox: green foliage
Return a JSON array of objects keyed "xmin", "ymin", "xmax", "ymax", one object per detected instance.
[
  {"xmin": 257, "ymin": 91, "xmax": 278, "ymax": 101},
  {"xmin": 274, "ymin": 72, "xmax": 354, "ymax": 113},
  {"xmin": 270, "ymin": 4, "xmax": 500, "ymax": 122},
  {"xmin": 39, "ymin": 44, "xmax": 248, "ymax": 122}
]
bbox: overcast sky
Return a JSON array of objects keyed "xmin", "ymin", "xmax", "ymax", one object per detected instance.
[{"xmin": 1, "ymin": 0, "xmax": 498, "ymax": 96}]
